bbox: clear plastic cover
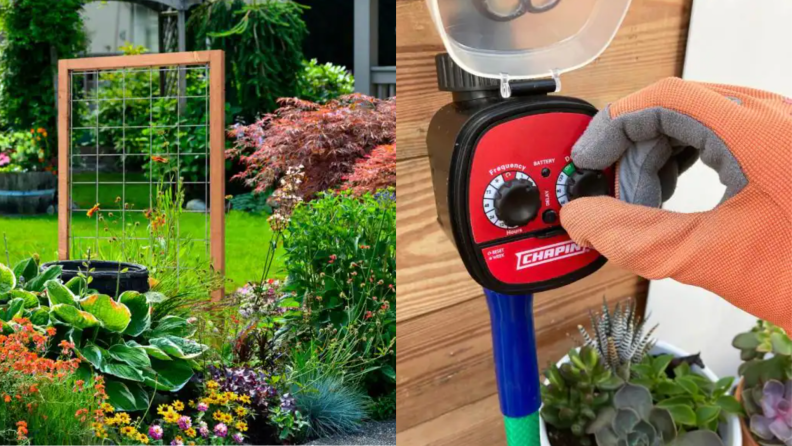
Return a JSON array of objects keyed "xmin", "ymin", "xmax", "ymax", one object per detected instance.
[{"xmin": 426, "ymin": 0, "xmax": 632, "ymax": 80}]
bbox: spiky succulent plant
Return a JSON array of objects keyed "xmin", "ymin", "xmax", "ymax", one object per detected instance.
[
  {"xmin": 540, "ymin": 345, "xmax": 624, "ymax": 445},
  {"xmin": 587, "ymin": 383, "xmax": 724, "ymax": 446},
  {"xmin": 578, "ymin": 298, "xmax": 658, "ymax": 380}
]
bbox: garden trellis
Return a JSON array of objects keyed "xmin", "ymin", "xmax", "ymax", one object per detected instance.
[{"xmin": 57, "ymin": 51, "xmax": 225, "ymax": 298}]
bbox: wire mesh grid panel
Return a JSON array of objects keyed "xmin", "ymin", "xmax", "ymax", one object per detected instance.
[{"xmin": 58, "ymin": 52, "xmax": 225, "ymax": 296}]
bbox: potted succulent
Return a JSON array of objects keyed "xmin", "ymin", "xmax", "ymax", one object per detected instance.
[
  {"xmin": 732, "ymin": 320, "xmax": 792, "ymax": 446},
  {"xmin": 539, "ymin": 300, "xmax": 742, "ymax": 446}
]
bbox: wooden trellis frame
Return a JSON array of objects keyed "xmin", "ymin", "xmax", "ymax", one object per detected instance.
[{"xmin": 57, "ymin": 51, "xmax": 225, "ymax": 299}]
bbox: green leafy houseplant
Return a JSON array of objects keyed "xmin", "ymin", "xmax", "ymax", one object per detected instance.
[
  {"xmin": 630, "ymin": 354, "xmax": 743, "ymax": 434},
  {"xmin": 587, "ymin": 383, "xmax": 724, "ymax": 446},
  {"xmin": 296, "ymin": 59, "xmax": 355, "ymax": 104},
  {"xmin": 0, "ymin": 258, "xmax": 208, "ymax": 411},
  {"xmin": 540, "ymin": 345, "xmax": 624, "ymax": 446}
]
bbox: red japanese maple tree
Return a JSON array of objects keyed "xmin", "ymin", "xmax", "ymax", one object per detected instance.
[
  {"xmin": 227, "ymin": 94, "xmax": 395, "ymax": 199},
  {"xmin": 343, "ymin": 144, "xmax": 396, "ymax": 196}
]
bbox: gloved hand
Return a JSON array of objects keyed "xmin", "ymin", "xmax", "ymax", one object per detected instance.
[{"xmin": 560, "ymin": 77, "xmax": 792, "ymax": 333}]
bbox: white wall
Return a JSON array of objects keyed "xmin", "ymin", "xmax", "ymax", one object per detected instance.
[
  {"xmin": 83, "ymin": 1, "xmax": 160, "ymax": 54},
  {"xmin": 645, "ymin": 0, "xmax": 792, "ymax": 378}
]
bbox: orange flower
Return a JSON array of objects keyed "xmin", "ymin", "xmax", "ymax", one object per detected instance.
[
  {"xmin": 148, "ymin": 277, "xmax": 160, "ymax": 288},
  {"xmin": 151, "ymin": 156, "xmax": 169, "ymax": 163},
  {"xmin": 87, "ymin": 203, "xmax": 100, "ymax": 218},
  {"xmin": 3, "ymin": 394, "xmax": 11, "ymax": 403},
  {"xmin": 46, "ymin": 326, "xmax": 56, "ymax": 336}
]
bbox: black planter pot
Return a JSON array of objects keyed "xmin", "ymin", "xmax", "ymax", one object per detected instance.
[{"xmin": 41, "ymin": 260, "xmax": 149, "ymax": 297}]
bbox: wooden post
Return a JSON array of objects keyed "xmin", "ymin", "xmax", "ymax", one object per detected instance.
[
  {"xmin": 209, "ymin": 50, "xmax": 226, "ymax": 301},
  {"xmin": 58, "ymin": 60, "xmax": 70, "ymax": 260}
]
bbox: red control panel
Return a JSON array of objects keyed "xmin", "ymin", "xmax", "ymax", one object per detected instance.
[{"xmin": 466, "ymin": 112, "xmax": 613, "ymax": 286}]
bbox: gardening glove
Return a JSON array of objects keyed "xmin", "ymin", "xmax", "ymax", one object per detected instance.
[{"xmin": 559, "ymin": 77, "xmax": 792, "ymax": 334}]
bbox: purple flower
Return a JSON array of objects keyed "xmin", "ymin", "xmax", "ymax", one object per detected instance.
[
  {"xmin": 214, "ymin": 423, "xmax": 228, "ymax": 438},
  {"xmin": 751, "ymin": 380, "xmax": 792, "ymax": 442},
  {"xmin": 148, "ymin": 425, "xmax": 163, "ymax": 440},
  {"xmin": 232, "ymin": 433, "xmax": 244, "ymax": 444},
  {"xmin": 199, "ymin": 424, "xmax": 210, "ymax": 438},
  {"xmin": 171, "ymin": 439, "xmax": 184, "ymax": 446},
  {"xmin": 280, "ymin": 393, "xmax": 296, "ymax": 412},
  {"xmin": 197, "ymin": 402, "xmax": 209, "ymax": 412},
  {"xmin": 177, "ymin": 415, "xmax": 192, "ymax": 430}
]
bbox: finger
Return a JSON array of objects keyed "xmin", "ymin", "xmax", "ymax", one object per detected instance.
[{"xmin": 560, "ymin": 191, "xmax": 792, "ymax": 333}]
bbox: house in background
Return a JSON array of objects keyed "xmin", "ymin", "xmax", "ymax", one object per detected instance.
[{"xmin": 81, "ymin": 0, "xmax": 395, "ymax": 98}]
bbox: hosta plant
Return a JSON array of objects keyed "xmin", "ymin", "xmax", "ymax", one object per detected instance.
[
  {"xmin": 630, "ymin": 354, "xmax": 743, "ymax": 433},
  {"xmin": 587, "ymin": 383, "xmax": 724, "ymax": 446},
  {"xmin": 745, "ymin": 379, "xmax": 792, "ymax": 445},
  {"xmin": 578, "ymin": 298, "xmax": 658, "ymax": 380},
  {"xmin": 540, "ymin": 345, "xmax": 624, "ymax": 445},
  {"xmin": 0, "ymin": 258, "xmax": 208, "ymax": 411}
]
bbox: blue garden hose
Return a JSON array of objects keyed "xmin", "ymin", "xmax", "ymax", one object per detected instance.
[{"xmin": 485, "ymin": 290, "xmax": 541, "ymax": 446}]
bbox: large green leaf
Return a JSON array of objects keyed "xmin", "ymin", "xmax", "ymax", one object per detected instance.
[
  {"xmin": 149, "ymin": 316, "xmax": 196, "ymax": 338},
  {"xmin": 142, "ymin": 358, "xmax": 193, "ymax": 392},
  {"xmin": 12, "ymin": 258, "xmax": 37, "ymax": 284},
  {"xmin": 0, "ymin": 263, "xmax": 15, "ymax": 294},
  {"xmin": 102, "ymin": 362, "xmax": 144, "ymax": 382},
  {"xmin": 106, "ymin": 380, "xmax": 149, "ymax": 411},
  {"xmin": 25, "ymin": 265, "xmax": 62, "ymax": 292},
  {"xmin": 29, "ymin": 306, "xmax": 49, "ymax": 326},
  {"xmin": 108, "ymin": 343, "xmax": 151, "ymax": 369},
  {"xmin": 2, "ymin": 298, "xmax": 24, "ymax": 322},
  {"xmin": 80, "ymin": 294, "xmax": 131, "ymax": 333},
  {"xmin": 127, "ymin": 340, "xmax": 171, "ymax": 361},
  {"xmin": 80, "ymin": 343, "xmax": 105, "ymax": 370},
  {"xmin": 46, "ymin": 280, "xmax": 77, "ymax": 307},
  {"xmin": 51, "ymin": 304, "xmax": 100, "ymax": 330},
  {"xmin": 119, "ymin": 291, "xmax": 150, "ymax": 337},
  {"xmin": 65, "ymin": 277, "xmax": 87, "ymax": 297},
  {"xmin": 149, "ymin": 336, "xmax": 208, "ymax": 359},
  {"xmin": 9, "ymin": 289, "xmax": 39, "ymax": 308}
]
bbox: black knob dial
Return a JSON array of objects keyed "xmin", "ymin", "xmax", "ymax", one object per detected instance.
[
  {"xmin": 566, "ymin": 169, "xmax": 610, "ymax": 200},
  {"xmin": 494, "ymin": 178, "xmax": 540, "ymax": 227}
]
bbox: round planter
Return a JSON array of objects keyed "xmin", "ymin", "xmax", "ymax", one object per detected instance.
[
  {"xmin": 539, "ymin": 341, "xmax": 742, "ymax": 446},
  {"xmin": 40, "ymin": 260, "xmax": 149, "ymax": 297},
  {"xmin": 0, "ymin": 172, "xmax": 56, "ymax": 214},
  {"xmin": 735, "ymin": 380, "xmax": 759, "ymax": 446}
]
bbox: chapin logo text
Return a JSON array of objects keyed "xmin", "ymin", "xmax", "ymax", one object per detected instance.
[{"xmin": 515, "ymin": 240, "xmax": 589, "ymax": 270}]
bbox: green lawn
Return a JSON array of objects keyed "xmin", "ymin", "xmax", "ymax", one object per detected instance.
[{"xmin": 0, "ymin": 210, "xmax": 285, "ymax": 293}]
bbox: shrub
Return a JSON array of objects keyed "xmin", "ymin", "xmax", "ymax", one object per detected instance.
[
  {"xmin": 370, "ymin": 390, "xmax": 396, "ymax": 421},
  {"xmin": 0, "ymin": 129, "xmax": 50, "ymax": 173},
  {"xmin": 188, "ymin": 0, "xmax": 307, "ymax": 122},
  {"xmin": 227, "ymin": 95, "xmax": 396, "ymax": 199},
  {"xmin": 343, "ymin": 144, "xmax": 396, "ymax": 196},
  {"xmin": 296, "ymin": 59, "xmax": 355, "ymax": 104},
  {"xmin": 0, "ymin": 258, "xmax": 210, "ymax": 412},
  {"xmin": 283, "ymin": 190, "xmax": 396, "ymax": 396},
  {"xmin": 294, "ymin": 376, "xmax": 369, "ymax": 439},
  {"xmin": 229, "ymin": 191, "xmax": 273, "ymax": 214},
  {"xmin": 0, "ymin": 317, "xmax": 101, "ymax": 445},
  {"xmin": 0, "ymin": 0, "xmax": 87, "ymax": 167}
]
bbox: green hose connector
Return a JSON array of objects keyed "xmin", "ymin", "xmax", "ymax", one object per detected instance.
[{"xmin": 504, "ymin": 412, "xmax": 541, "ymax": 446}]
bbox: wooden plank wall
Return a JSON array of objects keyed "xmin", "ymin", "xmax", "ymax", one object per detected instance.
[{"xmin": 395, "ymin": 0, "xmax": 693, "ymax": 444}]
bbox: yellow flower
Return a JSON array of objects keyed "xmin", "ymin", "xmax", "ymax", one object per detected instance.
[
  {"xmin": 223, "ymin": 413, "xmax": 233, "ymax": 423},
  {"xmin": 120, "ymin": 426, "xmax": 134, "ymax": 436},
  {"xmin": 138, "ymin": 433, "xmax": 150, "ymax": 444},
  {"xmin": 116, "ymin": 413, "xmax": 131, "ymax": 425},
  {"xmin": 235, "ymin": 406, "xmax": 248, "ymax": 417},
  {"xmin": 100, "ymin": 402, "xmax": 115, "ymax": 413},
  {"xmin": 157, "ymin": 404, "xmax": 171, "ymax": 416},
  {"xmin": 185, "ymin": 428, "xmax": 197, "ymax": 438},
  {"xmin": 163, "ymin": 411, "xmax": 179, "ymax": 424},
  {"xmin": 172, "ymin": 400, "xmax": 185, "ymax": 411},
  {"xmin": 206, "ymin": 380, "xmax": 219, "ymax": 390},
  {"xmin": 225, "ymin": 391, "xmax": 238, "ymax": 402},
  {"xmin": 103, "ymin": 416, "xmax": 117, "ymax": 427},
  {"xmin": 239, "ymin": 395, "xmax": 251, "ymax": 405},
  {"xmin": 188, "ymin": 400, "xmax": 196, "ymax": 408},
  {"xmin": 175, "ymin": 436, "xmax": 183, "ymax": 442},
  {"xmin": 188, "ymin": 442, "xmax": 196, "ymax": 446},
  {"xmin": 235, "ymin": 421, "xmax": 248, "ymax": 432},
  {"xmin": 213, "ymin": 411, "xmax": 224, "ymax": 422}
]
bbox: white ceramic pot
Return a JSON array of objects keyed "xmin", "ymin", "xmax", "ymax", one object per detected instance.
[{"xmin": 538, "ymin": 340, "xmax": 741, "ymax": 446}]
